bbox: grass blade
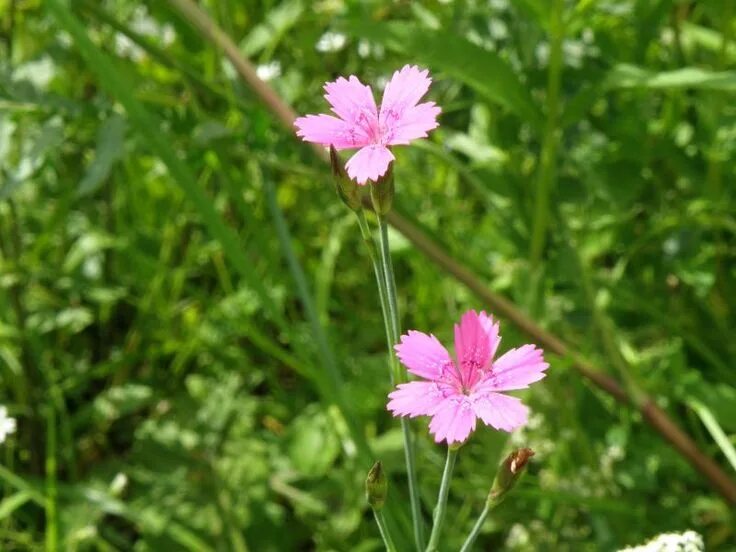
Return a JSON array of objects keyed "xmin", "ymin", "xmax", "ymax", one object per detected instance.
[
  {"xmin": 45, "ymin": 0, "xmax": 283, "ymax": 329},
  {"xmin": 689, "ymin": 399, "xmax": 736, "ymax": 474}
]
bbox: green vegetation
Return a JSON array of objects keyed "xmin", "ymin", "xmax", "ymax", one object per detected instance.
[{"xmin": 1, "ymin": 0, "xmax": 735, "ymax": 550}]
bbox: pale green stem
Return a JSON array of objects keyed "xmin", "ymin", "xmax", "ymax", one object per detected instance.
[
  {"xmin": 370, "ymin": 211, "xmax": 425, "ymax": 550},
  {"xmin": 459, "ymin": 496, "xmax": 502, "ymax": 552},
  {"xmin": 373, "ymin": 509, "xmax": 399, "ymax": 552},
  {"xmin": 426, "ymin": 447, "xmax": 458, "ymax": 552},
  {"xmin": 459, "ymin": 502, "xmax": 490, "ymax": 552},
  {"xmin": 399, "ymin": 417, "xmax": 424, "ymax": 552},
  {"xmin": 377, "ymin": 215, "xmax": 401, "ymax": 350},
  {"xmin": 355, "ymin": 210, "xmax": 394, "ymax": 383}
]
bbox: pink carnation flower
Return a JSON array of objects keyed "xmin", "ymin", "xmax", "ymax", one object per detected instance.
[
  {"xmin": 387, "ymin": 310, "xmax": 549, "ymax": 445},
  {"xmin": 294, "ymin": 65, "xmax": 441, "ymax": 185}
]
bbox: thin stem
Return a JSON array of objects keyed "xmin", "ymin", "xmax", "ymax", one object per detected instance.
[
  {"xmin": 529, "ymin": 0, "xmax": 564, "ymax": 267},
  {"xmin": 377, "ymin": 214, "xmax": 400, "ymax": 348},
  {"xmin": 374, "ymin": 212, "xmax": 425, "ymax": 550},
  {"xmin": 373, "ymin": 509, "xmax": 399, "ymax": 552},
  {"xmin": 374, "ymin": 213, "xmax": 402, "ymax": 379},
  {"xmin": 426, "ymin": 447, "xmax": 458, "ymax": 552},
  {"xmin": 45, "ymin": 404, "xmax": 58, "ymax": 552},
  {"xmin": 355, "ymin": 210, "xmax": 394, "ymax": 383},
  {"xmin": 459, "ymin": 500, "xmax": 493, "ymax": 552},
  {"xmin": 401, "ymin": 420, "xmax": 423, "ymax": 551}
]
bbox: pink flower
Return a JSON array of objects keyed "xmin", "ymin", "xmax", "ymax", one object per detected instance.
[
  {"xmin": 294, "ymin": 65, "xmax": 441, "ymax": 185},
  {"xmin": 387, "ymin": 310, "xmax": 548, "ymax": 445}
]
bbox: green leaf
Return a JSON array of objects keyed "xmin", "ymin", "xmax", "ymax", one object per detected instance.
[
  {"xmin": 92, "ymin": 384, "xmax": 154, "ymax": 423},
  {"xmin": 77, "ymin": 114, "xmax": 127, "ymax": 197},
  {"xmin": 240, "ymin": 0, "xmax": 304, "ymax": 57},
  {"xmin": 288, "ymin": 406, "xmax": 341, "ymax": 477},
  {"xmin": 344, "ymin": 21, "xmax": 543, "ymax": 128},
  {"xmin": 606, "ymin": 64, "xmax": 736, "ymax": 91}
]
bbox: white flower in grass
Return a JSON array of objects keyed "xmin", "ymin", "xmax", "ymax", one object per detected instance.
[
  {"xmin": 0, "ymin": 406, "xmax": 16, "ymax": 444},
  {"xmin": 618, "ymin": 530, "xmax": 704, "ymax": 552},
  {"xmin": 256, "ymin": 61, "xmax": 282, "ymax": 81},
  {"xmin": 316, "ymin": 31, "xmax": 346, "ymax": 53}
]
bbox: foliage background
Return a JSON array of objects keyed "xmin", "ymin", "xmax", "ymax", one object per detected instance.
[{"xmin": 1, "ymin": 0, "xmax": 735, "ymax": 550}]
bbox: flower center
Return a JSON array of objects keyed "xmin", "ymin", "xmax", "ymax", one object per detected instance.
[
  {"xmin": 378, "ymin": 107, "xmax": 401, "ymax": 144},
  {"xmin": 354, "ymin": 108, "xmax": 381, "ymax": 143}
]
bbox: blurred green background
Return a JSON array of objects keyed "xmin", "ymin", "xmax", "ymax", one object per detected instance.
[{"xmin": 1, "ymin": 0, "xmax": 736, "ymax": 550}]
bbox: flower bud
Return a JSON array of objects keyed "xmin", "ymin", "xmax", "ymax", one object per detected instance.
[
  {"xmin": 488, "ymin": 448, "xmax": 534, "ymax": 504},
  {"xmin": 365, "ymin": 461, "xmax": 388, "ymax": 510},
  {"xmin": 369, "ymin": 163, "xmax": 394, "ymax": 215},
  {"xmin": 330, "ymin": 145, "xmax": 361, "ymax": 211}
]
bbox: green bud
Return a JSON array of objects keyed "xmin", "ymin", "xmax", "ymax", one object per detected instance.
[
  {"xmin": 365, "ymin": 461, "xmax": 388, "ymax": 510},
  {"xmin": 330, "ymin": 145, "xmax": 361, "ymax": 211},
  {"xmin": 369, "ymin": 163, "xmax": 394, "ymax": 215},
  {"xmin": 488, "ymin": 448, "xmax": 534, "ymax": 505}
]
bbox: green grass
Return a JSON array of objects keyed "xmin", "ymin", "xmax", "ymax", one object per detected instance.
[{"xmin": 1, "ymin": 0, "xmax": 735, "ymax": 550}]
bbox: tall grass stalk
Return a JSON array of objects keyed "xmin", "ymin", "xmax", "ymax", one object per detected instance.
[
  {"xmin": 529, "ymin": 0, "xmax": 564, "ymax": 268},
  {"xmin": 45, "ymin": 405, "xmax": 58, "ymax": 552}
]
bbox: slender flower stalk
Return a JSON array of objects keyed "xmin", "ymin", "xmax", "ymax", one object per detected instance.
[
  {"xmin": 349, "ymin": 178, "xmax": 424, "ymax": 548},
  {"xmin": 426, "ymin": 446, "xmax": 459, "ymax": 552},
  {"xmin": 459, "ymin": 448, "xmax": 535, "ymax": 552},
  {"xmin": 373, "ymin": 509, "xmax": 398, "ymax": 552},
  {"xmin": 372, "ymin": 199, "xmax": 426, "ymax": 550},
  {"xmin": 355, "ymin": 211, "xmax": 394, "ymax": 374},
  {"xmin": 458, "ymin": 498, "xmax": 493, "ymax": 552},
  {"xmin": 376, "ymin": 213, "xmax": 400, "ymax": 344},
  {"xmin": 366, "ymin": 461, "xmax": 398, "ymax": 552},
  {"xmin": 297, "ymin": 66, "xmax": 441, "ymax": 551}
]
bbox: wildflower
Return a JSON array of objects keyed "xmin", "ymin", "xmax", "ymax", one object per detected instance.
[
  {"xmin": 0, "ymin": 406, "xmax": 16, "ymax": 444},
  {"xmin": 315, "ymin": 31, "xmax": 347, "ymax": 53},
  {"xmin": 387, "ymin": 310, "xmax": 548, "ymax": 444},
  {"xmin": 255, "ymin": 61, "xmax": 282, "ymax": 82},
  {"xmin": 618, "ymin": 530, "xmax": 704, "ymax": 552},
  {"xmin": 294, "ymin": 65, "xmax": 441, "ymax": 185}
]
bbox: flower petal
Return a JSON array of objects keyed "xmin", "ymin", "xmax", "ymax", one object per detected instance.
[
  {"xmin": 428, "ymin": 396, "xmax": 477, "ymax": 444},
  {"xmin": 470, "ymin": 391, "xmax": 529, "ymax": 432},
  {"xmin": 387, "ymin": 381, "xmax": 455, "ymax": 418},
  {"xmin": 385, "ymin": 101, "xmax": 441, "ymax": 145},
  {"xmin": 394, "ymin": 330, "xmax": 457, "ymax": 383},
  {"xmin": 345, "ymin": 145, "xmax": 395, "ymax": 185},
  {"xmin": 477, "ymin": 311, "xmax": 501, "ymax": 360},
  {"xmin": 379, "ymin": 65, "xmax": 433, "ymax": 130},
  {"xmin": 294, "ymin": 114, "xmax": 373, "ymax": 149},
  {"xmin": 324, "ymin": 75, "xmax": 378, "ymax": 142},
  {"xmin": 477, "ymin": 345, "xmax": 548, "ymax": 392},
  {"xmin": 454, "ymin": 310, "xmax": 492, "ymax": 389}
]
